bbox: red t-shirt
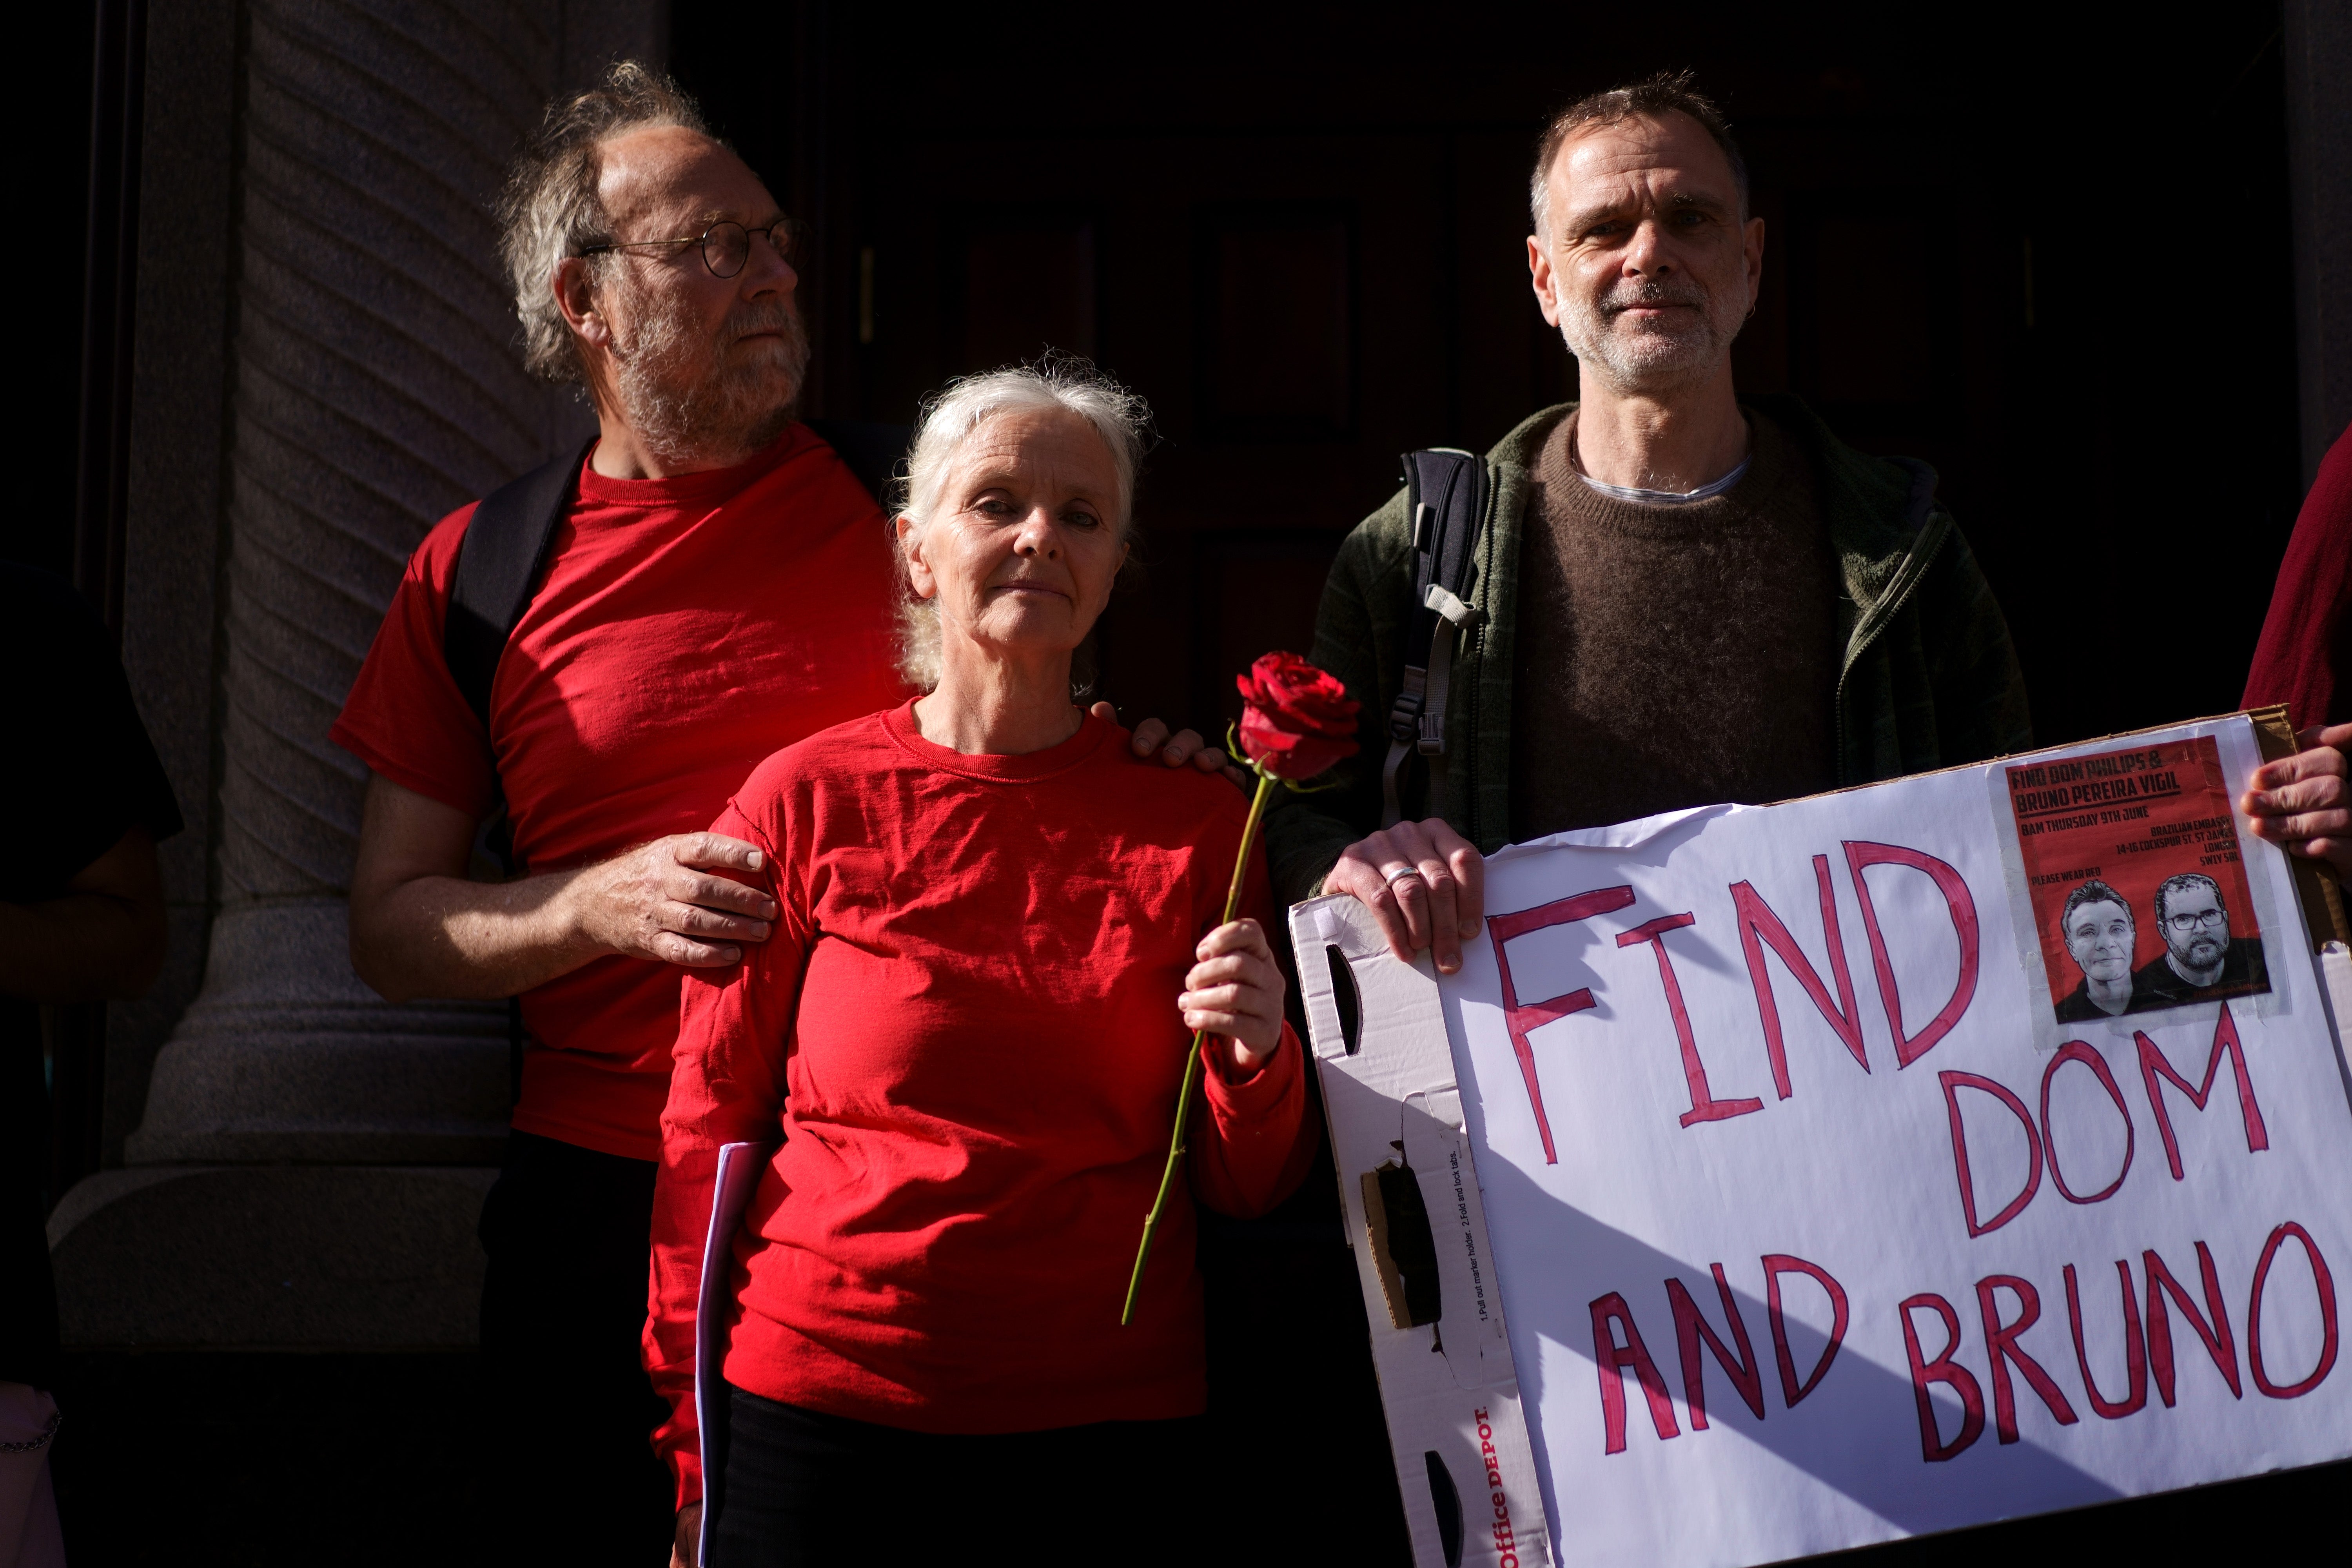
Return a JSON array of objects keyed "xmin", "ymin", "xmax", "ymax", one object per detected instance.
[
  {"xmin": 644, "ymin": 704, "xmax": 1313, "ymax": 1506},
  {"xmin": 330, "ymin": 426, "xmax": 909, "ymax": 1161}
]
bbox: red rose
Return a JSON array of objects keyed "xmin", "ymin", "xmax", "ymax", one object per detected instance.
[{"xmin": 1235, "ymin": 652, "xmax": 1361, "ymax": 780}]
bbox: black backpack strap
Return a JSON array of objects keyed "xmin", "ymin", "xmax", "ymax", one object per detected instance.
[
  {"xmin": 804, "ymin": 418, "xmax": 911, "ymax": 513},
  {"xmin": 445, "ymin": 437, "xmax": 595, "ymax": 735},
  {"xmin": 1381, "ymin": 449, "xmax": 1490, "ymax": 829},
  {"xmin": 440, "ymin": 436, "xmax": 591, "ymax": 1109}
]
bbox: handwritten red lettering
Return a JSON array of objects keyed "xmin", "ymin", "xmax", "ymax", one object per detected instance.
[
  {"xmin": 1590, "ymin": 1292, "xmax": 1681, "ymax": 1453},
  {"xmin": 1976, "ymin": 1274, "xmax": 2081, "ymax": 1442},
  {"xmin": 2137, "ymin": 1002, "xmax": 2269, "ymax": 1182},
  {"xmin": 1667, "ymin": 1263, "xmax": 1767, "ymax": 1428},
  {"xmin": 2063, "ymin": 1260, "xmax": 2149, "ymax": 1419},
  {"xmin": 1939, "ymin": 1070, "xmax": 2044, "ymax": 1237},
  {"xmin": 2247, "ymin": 1221, "xmax": 2339, "ymax": 1399},
  {"xmin": 1487, "ymin": 885, "xmax": 1637, "ymax": 1163},
  {"xmin": 2144, "ymin": 1240, "xmax": 2243, "ymax": 1405},
  {"xmin": 1899, "ymin": 1293, "xmax": 1986, "ymax": 1461},
  {"xmin": 1618, "ymin": 913, "xmax": 1765, "ymax": 1129},
  {"xmin": 2041, "ymin": 1042, "xmax": 2135, "ymax": 1204},
  {"xmin": 1731, "ymin": 854, "xmax": 1868, "ymax": 1095},
  {"xmin": 1762, "ymin": 1254, "xmax": 1849, "ymax": 1406},
  {"xmin": 1844, "ymin": 840, "xmax": 1980, "ymax": 1069}
]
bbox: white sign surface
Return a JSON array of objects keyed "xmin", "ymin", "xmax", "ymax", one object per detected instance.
[{"xmin": 1430, "ymin": 715, "xmax": 2350, "ymax": 1565}]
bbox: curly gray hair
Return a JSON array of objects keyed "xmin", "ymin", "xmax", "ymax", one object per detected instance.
[
  {"xmin": 895, "ymin": 360, "xmax": 1151, "ymax": 691},
  {"xmin": 496, "ymin": 62, "xmax": 711, "ymax": 382}
]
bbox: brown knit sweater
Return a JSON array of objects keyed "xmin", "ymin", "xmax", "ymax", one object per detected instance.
[{"xmin": 1508, "ymin": 408, "xmax": 1841, "ymax": 839}]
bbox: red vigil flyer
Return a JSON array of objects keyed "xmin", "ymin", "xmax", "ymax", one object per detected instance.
[{"xmin": 2005, "ymin": 735, "xmax": 2269, "ymax": 1025}]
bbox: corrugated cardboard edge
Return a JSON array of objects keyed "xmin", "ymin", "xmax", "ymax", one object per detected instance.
[{"xmin": 1291, "ymin": 894, "xmax": 1555, "ymax": 1568}]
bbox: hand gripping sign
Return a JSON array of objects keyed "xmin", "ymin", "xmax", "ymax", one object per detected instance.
[{"xmin": 1292, "ymin": 713, "xmax": 2351, "ymax": 1568}]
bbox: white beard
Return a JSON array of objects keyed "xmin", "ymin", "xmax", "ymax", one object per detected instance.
[
  {"xmin": 1558, "ymin": 272, "xmax": 1749, "ymax": 394},
  {"xmin": 608, "ymin": 270, "xmax": 811, "ymax": 466}
]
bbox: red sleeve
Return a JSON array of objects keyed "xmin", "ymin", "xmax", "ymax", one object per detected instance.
[
  {"xmin": 327, "ymin": 503, "xmax": 499, "ymax": 818},
  {"xmin": 2243, "ymin": 425, "xmax": 2352, "ymax": 729},
  {"xmin": 642, "ymin": 793, "xmax": 809, "ymax": 1510},
  {"xmin": 1187, "ymin": 832, "xmax": 1316, "ymax": 1219}
]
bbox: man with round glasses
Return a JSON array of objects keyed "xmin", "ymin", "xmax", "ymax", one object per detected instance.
[
  {"xmin": 583, "ymin": 214, "xmax": 799, "ymax": 278},
  {"xmin": 330, "ymin": 63, "xmax": 1225, "ymax": 1563},
  {"xmin": 2133, "ymin": 872, "xmax": 2269, "ymax": 1007}
]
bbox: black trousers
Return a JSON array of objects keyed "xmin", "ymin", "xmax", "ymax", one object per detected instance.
[
  {"xmin": 479, "ymin": 1128, "xmax": 675, "ymax": 1563},
  {"xmin": 711, "ymin": 1385, "xmax": 1206, "ymax": 1566}
]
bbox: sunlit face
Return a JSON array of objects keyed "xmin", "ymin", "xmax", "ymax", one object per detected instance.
[
  {"xmin": 585, "ymin": 125, "xmax": 808, "ymax": 457},
  {"xmin": 1527, "ymin": 110, "xmax": 1763, "ymax": 393},
  {"xmin": 899, "ymin": 407, "xmax": 1128, "ymax": 660},
  {"xmin": 2063, "ymin": 900, "xmax": 2135, "ymax": 983},
  {"xmin": 2160, "ymin": 882, "xmax": 2230, "ymax": 969}
]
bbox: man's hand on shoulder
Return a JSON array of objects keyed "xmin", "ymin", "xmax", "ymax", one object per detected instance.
[
  {"xmin": 1323, "ymin": 818, "xmax": 1486, "ymax": 975},
  {"xmin": 1099, "ymin": 702, "xmax": 1250, "ymax": 790},
  {"xmin": 2242, "ymin": 722, "xmax": 2352, "ymax": 878},
  {"xmin": 563, "ymin": 833, "xmax": 780, "ymax": 967},
  {"xmin": 350, "ymin": 774, "xmax": 782, "ymax": 1002}
]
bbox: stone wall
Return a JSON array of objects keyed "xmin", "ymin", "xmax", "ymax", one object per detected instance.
[{"xmin": 55, "ymin": 0, "xmax": 668, "ymax": 1348}]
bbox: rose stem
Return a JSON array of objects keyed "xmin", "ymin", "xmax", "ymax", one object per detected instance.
[{"xmin": 1121, "ymin": 768, "xmax": 1281, "ymax": 1326}]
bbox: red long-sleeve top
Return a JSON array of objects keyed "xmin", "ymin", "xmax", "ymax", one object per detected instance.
[{"xmin": 644, "ymin": 703, "xmax": 1313, "ymax": 1506}]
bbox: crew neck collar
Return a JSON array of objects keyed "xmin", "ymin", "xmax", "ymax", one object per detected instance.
[
  {"xmin": 573, "ymin": 422, "xmax": 812, "ymax": 507},
  {"xmin": 1575, "ymin": 454, "xmax": 1752, "ymax": 505},
  {"xmin": 881, "ymin": 698, "xmax": 1111, "ymax": 782},
  {"xmin": 1568, "ymin": 416, "xmax": 1752, "ymax": 505}
]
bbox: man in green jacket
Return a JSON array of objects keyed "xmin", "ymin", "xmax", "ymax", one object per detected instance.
[{"xmin": 1267, "ymin": 71, "xmax": 2032, "ymax": 969}]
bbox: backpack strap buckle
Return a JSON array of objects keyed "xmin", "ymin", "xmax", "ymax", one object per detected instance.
[{"xmin": 1379, "ymin": 450, "xmax": 1490, "ymax": 828}]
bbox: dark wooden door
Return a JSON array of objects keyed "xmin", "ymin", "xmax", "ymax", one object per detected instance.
[{"xmin": 682, "ymin": 0, "xmax": 2303, "ymax": 755}]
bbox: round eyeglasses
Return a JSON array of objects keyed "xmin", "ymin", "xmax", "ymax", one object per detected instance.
[{"xmin": 580, "ymin": 218, "xmax": 800, "ymax": 279}]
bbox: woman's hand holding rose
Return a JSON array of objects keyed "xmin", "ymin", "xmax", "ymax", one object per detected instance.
[{"xmin": 1178, "ymin": 917, "xmax": 1286, "ymax": 1071}]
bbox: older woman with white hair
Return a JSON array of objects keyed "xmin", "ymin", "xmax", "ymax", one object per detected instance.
[{"xmin": 642, "ymin": 361, "xmax": 1311, "ymax": 1564}]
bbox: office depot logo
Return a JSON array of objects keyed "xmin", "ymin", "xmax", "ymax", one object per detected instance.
[{"xmin": 1475, "ymin": 1407, "xmax": 1522, "ymax": 1567}]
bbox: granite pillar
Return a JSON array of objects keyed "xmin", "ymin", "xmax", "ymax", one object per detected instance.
[{"xmin": 52, "ymin": 0, "xmax": 669, "ymax": 1348}]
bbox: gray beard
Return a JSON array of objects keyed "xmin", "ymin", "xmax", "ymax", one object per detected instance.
[
  {"xmin": 1559, "ymin": 277, "xmax": 1747, "ymax": 394},
  {"xmin": 609, "ymin": 276, "xmax": 809, "ymax": 467},
  {"xmin": 2168, "ymin": 940, "xmax": 2227, "ymax": 982}
]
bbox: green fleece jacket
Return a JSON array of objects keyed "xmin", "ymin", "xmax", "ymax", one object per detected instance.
[{"xmin": 1263, "ymin": 394, "xmax": 2034, "ymax": 906}]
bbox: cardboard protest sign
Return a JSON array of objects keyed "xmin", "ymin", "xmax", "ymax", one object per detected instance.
[{"xmin": 1294, "ymin": 714, "xmax": 2350, "ymax": 1568}]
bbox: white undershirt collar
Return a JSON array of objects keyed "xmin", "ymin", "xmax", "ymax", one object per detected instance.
[{"xmin": 1570, "ymin": 426, "xmax": 1752, "ymax": 505}]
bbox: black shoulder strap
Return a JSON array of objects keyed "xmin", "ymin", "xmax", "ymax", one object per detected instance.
[
  {"xmin": 443, "ymin": 438, "xmax": 595, "ymax": 735},
  {"xmin": 804, "ymin": 418, "xmax": 911, "ymax": 513},
  {"xmin": 439, "ymin": 437, "xmax": 591, "ymax": 1110},
  {"xmin": 439, "ymin": 421, "xmax": 907, "ymax": 737},
  {"xmin": 1382, "ymin": 449, "xmax": 1491, "ymax": 828}
]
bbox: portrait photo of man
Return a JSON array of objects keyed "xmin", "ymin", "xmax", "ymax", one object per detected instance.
[
  {"xmin": 2051, "ymin": 879, "xmax": 2142, "ymax": 1022},
  {"xmin": 2132, "ymin": 872, "xmax": 2270, "ymax": 1008}
]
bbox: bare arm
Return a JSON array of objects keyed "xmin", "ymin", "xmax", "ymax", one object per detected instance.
[
  {"xmin": 348, "ymin": 773, "xmax": 780, "ymax": 1004},
  {"xmin": 0, "ymin": 826, "xmax": 167, "ymax": 1004}
]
